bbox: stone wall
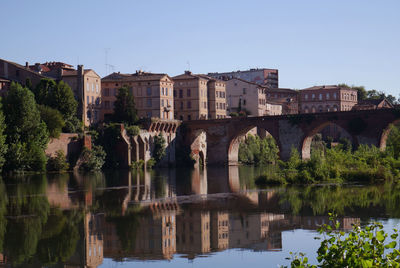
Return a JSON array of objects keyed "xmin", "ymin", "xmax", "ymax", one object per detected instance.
[{"xmin": 46, "ymin": 133, "xmax": 91, "ymax": 162}]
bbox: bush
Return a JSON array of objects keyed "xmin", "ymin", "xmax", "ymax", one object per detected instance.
[
  {"xmin": 286, "ymin": 215, "xmax": 400, "ymax": 267},
  {"xmin": 131, "ymin": 160, "xmax": 144, "ymax": 170},
  {"xmin": 229, "ymin": 112, "xmax": 239, "ymax": 117},
  {"xmin": 79, "ymin": 146, "xmax": 106, "ymax": 171},
  {"xmin": 47, "ymin": 150, "xmax": 69, "ymax": 172},
  {"xmin": 126, "ymin": 125, "xmax": 140, "ymax": 137},
  {"xmin": 239, "ymin": 135, "xmax": 279, "ymax": 165},
  {"xmin": 153, "ymin": 133, "xmax": 166, "ymax": 163}
]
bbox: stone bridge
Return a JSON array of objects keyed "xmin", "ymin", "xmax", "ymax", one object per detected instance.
[{"xmin": 182, "ymin": 108, "xmax": 400, "ymax": 165}]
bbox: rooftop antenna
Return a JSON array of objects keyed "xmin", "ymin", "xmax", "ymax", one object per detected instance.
[
  {"xmin": 104, "ymin": 48, "xmax": 111, "ymax": 74},
  {"xmin": 186, "ymin": 61, "xmax": 191, "ymax": 71}
]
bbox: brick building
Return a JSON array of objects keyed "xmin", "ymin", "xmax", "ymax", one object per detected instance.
[
  {"xmin": 0, "ymin": 58, "xmax": 46, "ymax": 89},
  {"xmin": 266, "ymin": 88, "xmax": 299, "ymax": 114},
  {"xmin": 173, "ymin": 71, "xmax": 226, "ymax": 120},
  {"xmin": 208, "ymin": 68, "xmax": 278, "ymax": 88},
  {"xmin": 298, "ymin": 85, "xmax": 358, "ymax": 113},
  {"xmin": 101, "ymin": 71, "xmax": 174, "ymax": 120},
  {"xmin": 352, "ymin": 98, "xmax": 394, "ymax": 110}
]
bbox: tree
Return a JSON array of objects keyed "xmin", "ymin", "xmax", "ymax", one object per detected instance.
[
  {"xmin": 38, "ymin": 105, "xmax": 65, "ymax": 138},
  {"xmin": 113, "ymin": 86, "xmax": 138, "ymax": 124},
  {"xmin": 0, "ymin": 99, "xmax": 7, "ymax": 171},
  {"xmin": 153, "ymin": 133, "xmax": 166, "ymax": 163},
  {"xmin": 33, "ymin": 79, "xmax": 79, "ymax": 133},
  {"xmin": 2, "ymin": 83, "xmax": 49, "ymax": 171}
]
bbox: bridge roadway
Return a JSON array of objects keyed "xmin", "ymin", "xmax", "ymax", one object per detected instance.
[{"xmin": 182, "ymin": 108, "xmax": 400, "ymax": 165}]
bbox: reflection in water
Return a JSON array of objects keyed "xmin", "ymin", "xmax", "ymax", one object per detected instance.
[{"xmin": 0, "ymin": 166, "xmax": 399, "ymax": 266}]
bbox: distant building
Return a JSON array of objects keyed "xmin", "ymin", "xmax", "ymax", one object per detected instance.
[
  {"xmin": 298, "ymin": 85, "xmax": 358, "ymax": 113},
  {"xmin": 266, "ymin": 101, "xmax": 282, "ymax": 115},
  {"xmin": 353, "ymin": 98, "xmax": 394, "ymax": 110},
  {"xmin": 0, "ymin": 77, "xmax": 10, "ymax": 96},
  {"xmin": 0, "ymin": 58, "xmax": 46, "ymax": 89},
  {"xmin": 173, "ymin": 71, "xmax": 227, "ymax": 120},
  {"xmin": 28, "ymin": 62, "xmax": 102, "ymax": 126},
  {"xmin": 266, "ymin": 88, "xmax": 299, "ymax": 114},
  {"xmin": 225, "ymin": 78, "xmax": 267, "ymax": 116},
  {"xmin": 102, "ymin": 71, "xmax": 174, "ymax": 121},
  {"xmin": 208, "ymin": 68, "xmax": 278, "ymax": 88}
]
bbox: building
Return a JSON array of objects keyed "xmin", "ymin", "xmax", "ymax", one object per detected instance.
[
  {"xmin": 225, "ymin": 78, "xmax": 267, "ymax": 116},
  {"xmin": 266, "ymin": 88, "xmax": 299, "ymax": 114},
  {"xmin": 0, "ymin": 78, "xmax": 10, "ymax": 96},
  {"xmin": 265, "ymin": 101, "xmax": 282, "ymax": 115},
  {"xmin": 352, "ymin": 98, "xmax": 394, "ymax": 110},
  {"xmin": 204, "ymin": 76, "xmax": 227, "ymax": 119},
  {"xmin": 298, "ymin": 85, "xmax": 358, "ymax": 114},
  {"xmin": 0, "ymin": 58, "xmax": 46, "ymax": 89},
  {"xmin": 172, "ymin": 71, "xmax": 209, "ymax": 121},
  {"xmin": 101, "ymin": 71, "xmax": 174, "ymax": 120},
  {"xmin": 208, "ymin": 68, "xmax": 278, "ymax": 88},
  {"xmin": 28, "ymin": 61, "xmax": 102, "ymax": 126}
]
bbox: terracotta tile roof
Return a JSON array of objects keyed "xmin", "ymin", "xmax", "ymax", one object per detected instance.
[
  {"xmin": 357, "ymin": 98, "xmax": 394, "ymax": 107},
  {"xmin": 0, "ymin": 58, "xmax": 47, "ymax": 78},
  {"xmin": 266, "ymin": 88, "xmax": 298, "ymax": 94},
  {"xmin": 301, "ymin": 85, "xmax": 356, "ymax": 91},
  {"xmin": 228, "ymin": 77, "xmax": 266, "ymax": 88},
  {"xmin": 102, "ymin": 71, "xmax": 171, "ymax": 82}
]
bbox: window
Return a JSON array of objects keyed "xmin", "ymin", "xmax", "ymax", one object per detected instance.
[
  {"xmin": 87, "ymin": 110, "xmax": 91, "ymax": 119},
  {"xmin": 91, "ymin": 96, "xmax": 94, "ymax": 103},
  {"xmin": 174, "ymin": 90, "xmax": 177, "ymax": 97},
  {"xmin": 180, "ymin": 101, "xmax": 184, "ymax": 109},
  {"xmin": 147, "ymin": 87, "xmax": 152, "ymax": 96},
  {"xmin": 187, "ymin": 89, "xmax": 191, "ymax": 97},
  {"xmin": 105, "ymin": 101, "xmax": 110, "ymax": 108},
  {"xmin": 105, "ymin": 88, "xmax": 110, "ymax": 96},
  {"xmin": 187, "ymin": 101, "xmax": 191, "ymax": 108},
  {"xmin": 94, "ymin": 111, "xmax": 98, "ymax": 120},
  {"xmin": 326, "ymin": 93, "xmax": 330, "ymax": 99},
  {"xmin": 92, "ymin": 84, "xmax": 94, "ymax": 92},
  {"xmin": 161, "ymin": 99, "xmax": 164, "ymax": 107},
  {"xmin": 319, "ymin": 94, "xmax": 322, "ymax": 100},
  {"xmin": 312, "ymin": 94, "xmax": 315, "ymax": 99},
  {"xmin": 147, "ymin": 98, "xmax": 152, "ymax": 107},
  {"xmin": 95, "ymin": 97, "xmax": 100, "ymax": 106},
  {"xmin": 87, "ymin": 83, "xmax": 89, "ymax": 91},
  {"xmin": 243, "ymin": 99, "xmax": 246, "ymax": 105},
  {"xmin": 333, "ymin": 93, "xmax": 337, "ymax": 99},
  {"xmin": 179, "ymin": 89, "xmax": 183, "ymax": 98},
  {"xmin": 187, "ymin": 115, "xmax": 191, "ymax": 120},
  {"xmin": 114, "ymin": 88, "xmax": 117, "ymax": 96},
  {"xmin": 147, "ymin": 111, "xmax": 152, "ymax": 117},
  {"xmin": 87, "ymin": 96, "xmax": 89, "ymax": 104},
  {"xmin": 96, "ymin": 84, "xmax": 99, "ymax": 93},
  {"xmin": 243, "ymin": 88, "xmax": 246, "ymax": 94}
]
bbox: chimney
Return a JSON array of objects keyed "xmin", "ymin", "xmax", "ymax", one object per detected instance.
[
  {"xmin": 185, "ymin": 70, "xmax": 192, "ymax": 75},
  {"xmin": 25, "ymin": 62, "xmax": 29, "ymax": 68}
]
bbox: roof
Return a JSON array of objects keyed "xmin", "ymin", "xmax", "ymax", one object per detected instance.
[
  {"xmin": 102, "ymin": 71, "xmax": 171, "ymax": 82},
  {"xmin": 208, "ymin": 68, "xmax": 278, "ymax": 75},
  {"xmin": 0, "ymin": 77, "xmax": 11, "ymax": 83},
  {"xmin": 173, "ymin": 72, "xmax": 225, "ymax": 83},
  {"xmin": 357, "ymin": 98, "xmax": 394, "ymax": 107},
  {"xmin": 227, "ymin": 77, "xmax": 267, "ymax": 88},
  {"xmin": 301, "ymin": 85, "xmax": 357, "ymax": 91},
  {"xmin": 266, "ymin": 88, "xmax": 298, "ymax": 94},
  {"xmin": 0, "ymin": 58, "xmax": 47, "ymax": 78}
]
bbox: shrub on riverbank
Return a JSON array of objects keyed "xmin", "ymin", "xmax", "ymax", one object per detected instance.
[
  {"xmin": 239, "ymin": 134, "xmax": 279, "ymax": 165},
  {"xmin": 47, "ymin": 150, "xmax": 69, "ymax": 172}
]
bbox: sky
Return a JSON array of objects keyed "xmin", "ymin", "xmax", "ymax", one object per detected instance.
[{"xmin": 1, "ymin": 0, "xmax": 399, "ymax": 96}]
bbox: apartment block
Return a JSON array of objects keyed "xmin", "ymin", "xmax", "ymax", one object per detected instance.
[
  {"xmin": 208, "ymin": 68, "xmax": 278, "ymax": 88},
  {"xmin": 172, "ymin": 71, "xmax": 210, "ymax": 121},
  {"xmin": 299, "ymin": 85, "xmax": 358, "ymax": 113},
  {"xmin": 206, "ymin": 77, "xmax": 227, "ymax": 119},
  {"xmin": 0, "ymin": 58, "xmax": 46, "ymax": 89},
  {"xmin": 101, "ymin": 71, "xmax": 174, "ymax": 120},
  {"xmin": 226, "ymin": 78, "xmax": 267, "ymax": 116}
]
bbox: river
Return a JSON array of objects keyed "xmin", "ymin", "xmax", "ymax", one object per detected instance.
[{"xmin": 1, "ymin": 166, "xmax": 399, "ymax": 267}]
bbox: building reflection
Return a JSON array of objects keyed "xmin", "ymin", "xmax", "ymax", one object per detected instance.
[{"xmin": 0, "ymin": 167, "xmax": 364, "ymax": 267}]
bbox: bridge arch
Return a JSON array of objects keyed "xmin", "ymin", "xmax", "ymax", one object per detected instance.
[
  {"xmin": 301, "ymin": 121, "xmax": 354, "ymax": 159},
  {"xmin": 379, "ymin": 119, "xmax": 400, "ymax": 150},
  {"xmin": 227, "ymin": 125, "xmax": 281, "ymax": 165}
]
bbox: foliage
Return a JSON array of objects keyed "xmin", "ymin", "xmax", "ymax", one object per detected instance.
[
  {"xmin": 38, "ymin": 105, "xmax": 65, "ymax": 138},
  {"xmin": 338, "ymin": 83, "xmax": 398, "ymax": 104},
  {"xmin": 131, "ymin": 160, "xmax": 145, "ymax": 170},
  {"xmin": 0, "ymin": 99, "xmax": 7, "ymax": 172},
  {"xmin": 2, "ymin": 83, "xmax": 49, "ymax": 172},
  {"xmin": 33, "ymin": 79, "xmax": 79, "ymax": 133},
  {"xmin": 79, "ymin": 145, "xmax": 106, "ymax": 171},
  {"xmin": 47, "ymin": 150, "xmax": 69, "ymax": 172},
  {"xmin": 113, "ymin": 86, "xmax": 138, "ymax": 125},
  {"xmin": 229, "ymin": 112, "xmax": 239, "ymax": 117},
  {"xmin": 153, "ymin": 133, "xmax": 166, "ymax": 163},
  {"xmin": 286, "ymin": 214, "xmax": 400, "ymax": 267},
  {"xmin": 239, "ymin": 134, "xmax": 279, "ymax": 165},
  {"xmin": 387, "ymin": 123, "xmax": 400, "ymax": 159},
  {"xmin": 126, "ymin": 125, "xmax": 140, "ymax": 136},
  {"xmin": 98, "ymin": 123, "xmax": 122, "ymax": 168},
  {"xmin": 146, "ymin": 158, "xmax": 156, "ymax": 169}
]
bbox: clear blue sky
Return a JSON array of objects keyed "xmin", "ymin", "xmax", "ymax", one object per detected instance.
[{"xmin": 2, "ymin": 0, "xmax": 399, "ymax": 95}]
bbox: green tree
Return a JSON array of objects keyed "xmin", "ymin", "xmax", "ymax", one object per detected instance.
[
  {"xmin": 38, "ymin": 105, "xmax": 65, "ymax": 138},
  {"xmin": 3, "ymin": 83, "xmax": 49, "ymax": 171},
  {"xmin": 0, "ymin": 99, "xmax": 7, "ymax": 171},
  {"xmin": 113, "ymin": 86, "xmax": 138, "ymax": 124},
  {"xmin": 33, "ymin": 79, "xmax": 79, "ymax": 133},
  {"xmin": 153, "ymin": 133, "xmax": 166, "ymax": 163},
  {"xmin": 79, "ymin": 145, "xmax": 106, "ymax": 171}
]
